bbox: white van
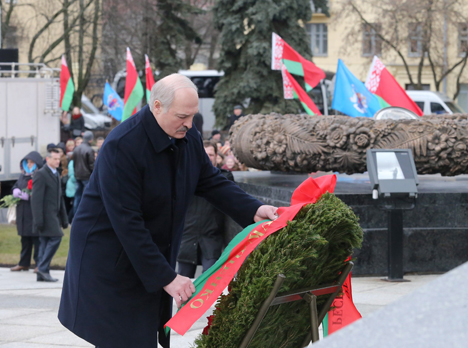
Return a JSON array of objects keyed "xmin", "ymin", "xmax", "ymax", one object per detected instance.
[
  {"xmin": 406, "ymin": 91, "xmax": 464, "ymax": 115},
  {"xmin": 80, "ymin": 95, "xmax": 113, "ymax": 130}
]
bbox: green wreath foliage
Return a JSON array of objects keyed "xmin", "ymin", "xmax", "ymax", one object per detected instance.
[{"xmin": 194, "ymin": 193, "xmax": 363, "ymax": 348}]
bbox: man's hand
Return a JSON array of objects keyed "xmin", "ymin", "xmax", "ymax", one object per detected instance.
[
  {"xmin": 254, "ymin": 205, "xmax": 278, "ymax": 222},
  {"xmin": 163, "ymin": 274, "xmax": 196, "ymax": 308}
]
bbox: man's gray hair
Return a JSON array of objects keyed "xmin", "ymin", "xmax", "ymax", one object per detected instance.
[{"xmin": 149, "ymin": 74, "xmax": 198, "ymax": 112}]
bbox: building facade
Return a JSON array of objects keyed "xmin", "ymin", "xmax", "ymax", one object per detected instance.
[{"xmin": 306, "ymin": 0, "xmax": 468, "ymax": 111}]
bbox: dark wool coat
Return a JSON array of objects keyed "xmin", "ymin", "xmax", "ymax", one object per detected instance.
[
  {"xmin": 13, "ymin": 151, "xmax": 43, "ymax": 237},
  {"xmin": 58, "ymin": 105, "xmax": 263, "ymax": 348},
  {"xmin": 31, "ymin": 165, "xmax": 68, "ymax": 237},
  {"xmin": 177, "ymin": 169, "xmax": 234, "ymax": 264}
]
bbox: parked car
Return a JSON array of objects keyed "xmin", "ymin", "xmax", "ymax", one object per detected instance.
[
  {"xmin": 81, "ymin": 95, "xmax": 112, "ymax": 130},
  {"xmin": 406, "ymin": 91, "xmax": 464, "ymax": 115},
  {"xmin": 373, "ymin": 106, "xmax": 420, "ymax": 120}
]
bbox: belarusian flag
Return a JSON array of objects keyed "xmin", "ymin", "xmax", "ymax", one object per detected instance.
[
  {"xmin": 60, "ymin": 55, "xmax": 74, "ymax": 111},
  {"xmin": 122, "ymin": 47, "xmax": 144, "ymax": 122},
  {"xmin": 282, "ymin": 65, "xmax": 321, "ymax": 115},
  {"xmin": 145, "ymin": 54, "xmax": 155, "ymax": 103},
  {"xmin": 365, "ymin": 56, "xmax": 423, "ymax": 116},
  {"xmin": 322, "ymin": 260, "xmax": 362, "ymax": 336},
  {"xmin": 272, "ymin": 33, "xmax": 326, "ymax": 91}
]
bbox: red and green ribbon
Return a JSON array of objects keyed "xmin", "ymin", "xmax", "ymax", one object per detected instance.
[{"xmin": 165, "ymin": 175, "xmax": 338, "ymax": 335}]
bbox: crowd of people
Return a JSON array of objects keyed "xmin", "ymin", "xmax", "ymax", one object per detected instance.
[{"xmin": 9, "ymin": 128, "xmax": 105, "ymax": 282}]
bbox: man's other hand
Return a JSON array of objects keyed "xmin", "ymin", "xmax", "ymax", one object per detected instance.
[
  {"xmin": 163, "ymin": 274, "xmax": 196, "ymax": 308},
  {"xmin": 254, "ymin": 205, "xmax": 278, "ymax": 222}
]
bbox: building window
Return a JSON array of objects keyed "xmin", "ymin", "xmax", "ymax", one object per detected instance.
[
  {"xmin": 307, "ymin": 23, "xmax": 328, "ymax": 56},
  {"xmin": 408, "ymin": 23, "xmax": 422, "ymax": 57},
  {"xmin": 362, "ymin": 24, "xmax": 382, "ymax": 56},
  {"xmin": 3, "ymin": 26, "xmax": 18, "ymax": 48},
  {"xmin": 459, "ymin": 23, "xmax": 468, "ymax": 57}
]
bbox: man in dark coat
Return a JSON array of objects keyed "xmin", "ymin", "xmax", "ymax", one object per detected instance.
[
  {"xmin": 31, "ymin": 149, "xmax": 69, "ymax": 282},
  {"xmin": 58, "ymin": 74, "xmax": 277, "ymax": 348},
  {"xmin": 229, "ymin": 104, "xmax": 245, "ymax": 128},
  {"xmin": 10, "ymin": 151, "xmax": 43, "ymax": 272},
  {"xmin": 177, "ymin": 140, "xmax": 234, "ymax": 278},
  {"xmin": 73, "ymin": 130, "xmax": 95, "ymax": 213}
]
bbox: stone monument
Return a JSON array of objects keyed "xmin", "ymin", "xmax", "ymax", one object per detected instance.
[{"xmin": 230, "ymin": 113, "xmax": 468, "ymax": 176}]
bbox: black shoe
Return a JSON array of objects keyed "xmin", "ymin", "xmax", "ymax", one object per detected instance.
[{"xmin": 37, "ymin": 271, "xmax": 58, "ymax": 282}]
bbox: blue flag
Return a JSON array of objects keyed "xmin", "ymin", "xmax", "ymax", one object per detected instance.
[
  {"xmin": 332, "ymin": 59, "xmax": 381, "ymax": 117},
  {"xmin": 103, "ymin": 82, "xmax": 123, "ymax": 121}
]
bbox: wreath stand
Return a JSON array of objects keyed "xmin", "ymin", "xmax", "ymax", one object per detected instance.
[{"xmin": 239, "ymin": 262, "xmax": 354, "ymax": 348}]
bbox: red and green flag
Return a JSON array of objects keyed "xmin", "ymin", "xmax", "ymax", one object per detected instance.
[
  {"xmin": 272, "ymin": 33, "xmax": 326, "ymax": 91},
  {"xmin": 322, "ymin": 259, "xmax": 362, "ymax": 336},
  {"xmin": 165, "ymin": 175, "xmax": 359, "ymax": 336},
  {"xmin": 122, "ymin": 47, "xmax": 144, "ymax": 122},
  {"xmin": 60, "ymin": 55, "xmax": 75, "ymax": 111},
  {"xmin": 282, "ymin": 65, "xmax": 321, "ymax": 115},
  {"xmin": 365, "ymin": 56, "xmax": 423, "ymax": 116},
  {"xmin": 144, "ymin": 54, "xmax": 155, "ymax": 103}
]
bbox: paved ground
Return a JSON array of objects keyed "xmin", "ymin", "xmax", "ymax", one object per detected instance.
[{"xmin": 0, "ymin": 267, "xmax": 440, "ymax": 348}]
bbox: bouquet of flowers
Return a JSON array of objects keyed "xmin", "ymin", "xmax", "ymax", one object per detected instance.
[
  {"xmin": 0, "ymin": 195, "xmax": 20, "ymax": 208},
  {"xmin": 1, "ymin": 179, "xmax": 33, "ymax": 208}
]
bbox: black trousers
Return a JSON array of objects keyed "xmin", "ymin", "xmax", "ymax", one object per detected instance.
[
  {"xmin": 18, "ymin": 236, "xmax": 40, "ymax": 267},
  {"xmin": 178, "ymin": 257, "xmax": 217, "ymax": 278}
]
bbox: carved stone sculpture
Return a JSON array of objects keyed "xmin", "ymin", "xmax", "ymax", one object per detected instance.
[{"xmin": 230, "ymin": 113, "xmax": 468, "ymax": 176}]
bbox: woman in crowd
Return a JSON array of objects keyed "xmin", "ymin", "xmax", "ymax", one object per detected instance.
[
  {"xmin": 66, "ymin": 156, "xmax": 77, "ymax": 223},
  {"xmin": 74, "ymin": 137, "xmax": 83, "ymax": 147},
  {"xmin": 10, "ymin": 151, "xmax": 43, "ymax": 272},
  {"xmin": 69, "ymin": 106, "xmax": 85, "ymax": 139},
  {"xmin": 216, "ymin": 153, "xmax": 225, "ymax": 169},
  {"xmin": 65, "ymin": 139, "xmax": 75, "ymax": 159},
  {"xmin": 222, "ymin": 155, "xmax": 240, "ymax": 171}
]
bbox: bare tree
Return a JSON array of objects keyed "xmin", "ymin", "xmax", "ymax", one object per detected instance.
[
  {"xmin": 63, "ymin": 0, "xmax": 100, "ymax": 106},
  {"xmin": 100, "ymin": 0, "xmax": 212, "ymax": 84},
  {"xmin": 0, "ymin": 0, "xmax": 34, "ymax": 48},
  {"xmin": 182, "ymin": 0, "xmax": 220, "ymax": 69},
  {"xmin": 336, "ymin": 0, "xmax": 468, "ymax": 97}
]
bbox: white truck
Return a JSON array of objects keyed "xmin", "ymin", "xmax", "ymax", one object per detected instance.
[
  {"xmin": 0, "ymin": 63, "xmax": 61, "ymax": 196},
  {"xmin": 0, "ymin": 63, "xmax": 113, "ymax": 196}
]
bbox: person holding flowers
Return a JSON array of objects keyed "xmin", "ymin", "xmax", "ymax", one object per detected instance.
[{"xmin": 9, "ymin": 151, "xmax": 43, "ymax": 272}]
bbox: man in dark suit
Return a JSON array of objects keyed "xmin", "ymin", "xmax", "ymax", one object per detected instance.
[
  {"xmin": 58, "ymin": 74, "xmax": 277, "ymax": 348},
  {"xmin": 31, "ymin": 148, "xmax": 69, "ymax": 282}
]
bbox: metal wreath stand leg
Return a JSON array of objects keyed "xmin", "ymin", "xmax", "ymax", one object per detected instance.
[{"xmin": 239, "ymin": 262, "xmax": 354, "ymax": 348}]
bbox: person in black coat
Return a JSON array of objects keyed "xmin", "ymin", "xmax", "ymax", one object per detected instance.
[
  {"xmin": 177, "ymin": 140, "xmax": 234, "ymax": 278},
  {"xmin": 10, "ymin": 151, "xmax": 43, "ymax": 272},
  {"xmin": 58, "ymin": 74, "xmax": 277, "ymax": 348},
  {"xmin": 31, "ymin": 149, "xmax": 69, "ymax": 282},
  {"xmin": 69, "ymin": 106, "xmax": 85, "ymax": 138},
  {"xmin": 73, "ymin": 131, "xmax": 95, "ymax": 213},
  {"xmin": 193, "ymin": 112, "xmax": 203, "ymax": 138},
  {"xmin": 229, "ymin": 104, "xmax": 245, "ymax": 129}
]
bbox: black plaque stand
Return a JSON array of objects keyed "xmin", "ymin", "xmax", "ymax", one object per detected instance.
[
  {"xmin": 239, "ymin": 262, "xmax": 354, "ymax": 348},
  {"xmin": 379, "ymin": 198, "xmax": 415, "ymax": 282}
]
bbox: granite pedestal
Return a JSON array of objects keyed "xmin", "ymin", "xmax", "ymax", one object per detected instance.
[{"xmin": 233, "ymin": 171, "xmax": 468, "ymax": 276}]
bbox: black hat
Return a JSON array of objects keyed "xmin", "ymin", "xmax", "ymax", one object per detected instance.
[
  {"xmin": 46, "ymin": 143, "xmax": 56, "ymax": 151},
  {"xmin": 56, "ymin": 142, "xmax": 66, "ymax": 153},
  {"xmin": 211, "ymin": 130, "xmax": 220, "ymax": 136},
  {"xmin": 234, "ymin": 105, "xmax": 243, "ymax": 110}
]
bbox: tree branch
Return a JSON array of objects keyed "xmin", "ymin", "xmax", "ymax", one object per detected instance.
[{"xmin": 349, "ymin": 1, "xmax": 415, "ymax": 86}]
